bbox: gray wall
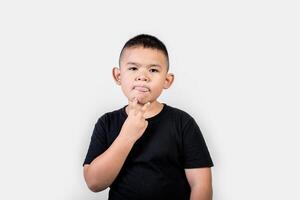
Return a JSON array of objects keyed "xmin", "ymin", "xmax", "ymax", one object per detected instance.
[{"xmin": 0, "ymin": 0, "xmax": 299, "ymax": 199}]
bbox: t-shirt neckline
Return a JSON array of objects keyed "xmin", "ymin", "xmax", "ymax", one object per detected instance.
[{"xmin": 121, "ymin": 103, "xmax": 168, "ymax": 122}]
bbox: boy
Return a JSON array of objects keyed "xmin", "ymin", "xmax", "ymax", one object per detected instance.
[{"xmin": 83, "ymin": 34, "xmax": 214, "ymax": 200}]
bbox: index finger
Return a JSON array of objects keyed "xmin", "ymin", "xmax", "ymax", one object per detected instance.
[{"xmin": 128, "ymin": 97, "xmax": 138, "ymax": 114}]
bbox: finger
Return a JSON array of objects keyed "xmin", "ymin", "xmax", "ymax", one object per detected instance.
[
  {"xmin": 132, "ymin": 97, "xmax": 138, "ymax": 107},
  {"xmin": 127, "ymin": 98, "xmax": 132, "ymax": 111},
  {"xmin": 141, "ymin": 102, "xmax": 151, "ymax": 113},
  {"xmin": 127, "ymin": 97, "xmax": 136, "ymax": 113},
  {"xmin": 131, "ymin": 97, "xmax": 138, "ymax": 114},
  {"xmin": 140, "ymin": 102, "xmax": 151, "ymax": 118},
  {"xmin": 131, "ymin": 96, "xmax": 137, "ymax": 102},
  {"xmin": 144, "ymin": 120, "xmax": 148, "ymax": 128}
]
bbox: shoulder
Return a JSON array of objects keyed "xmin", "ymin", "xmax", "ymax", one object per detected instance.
[
  {"xmin": 95, "ymin": 105, "xmax": 126, "ymax": 129},
  {"xmin": 165, "ymin": 104, "xmax": 197, "ymax": 129},
  {"xmin": 166, "ymin": 104, "xmax": 195, "ymax": 120}
]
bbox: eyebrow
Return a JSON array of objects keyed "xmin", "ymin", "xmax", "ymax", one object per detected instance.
[{"xmin": 126, "ymin": 62, "xmax": 162, "ymax": 68}]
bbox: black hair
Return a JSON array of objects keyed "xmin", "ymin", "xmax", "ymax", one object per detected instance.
[{"xmin": 118, "ymin": 34, "xmax": 169, "ymax": 70}]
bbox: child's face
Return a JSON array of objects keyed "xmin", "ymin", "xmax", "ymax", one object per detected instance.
[{"xmin": 113, "ymin": 47, "xmax": 174, "ymax": 105}]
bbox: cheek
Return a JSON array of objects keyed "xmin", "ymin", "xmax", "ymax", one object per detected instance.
[
  {"xmin": 121, "ymin": 79, "xmax": 133, "ymax": 91},
  {"xmin": 153, "ymin": 78, "xmax": 165, "ymax": 88}
]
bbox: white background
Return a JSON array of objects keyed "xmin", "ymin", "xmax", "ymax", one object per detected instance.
[{"xmin": 0, "ymin": 0, "xmax": 299, "ymax": 199}]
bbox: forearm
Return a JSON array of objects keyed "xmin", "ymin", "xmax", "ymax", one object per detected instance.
[
  {"xmin": 190, "ymin": 185, "xmax": 212, "ymax": 200},
  {"xmin": 84, "ymin": 132, "xmax": 135, "ymax": 192}
]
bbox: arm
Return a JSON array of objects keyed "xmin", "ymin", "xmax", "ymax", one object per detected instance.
[
  {"xmin": 83, "ymin": 98, "xmax": 150, "ymax": 192},
  {"xmin": 185, "ymin": 167, "xmax": 213, "ymax": 200},
  {"xmin": 83, "ymin": 133, "xmax": 135, "ymax": 192}
]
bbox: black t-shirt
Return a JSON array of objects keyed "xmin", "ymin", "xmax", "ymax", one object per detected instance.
[{"xmin": 83, "ymin": 103, "xmax": 214, "ymax": 200}]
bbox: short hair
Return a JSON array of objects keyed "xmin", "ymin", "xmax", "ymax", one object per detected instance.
[{"xmin": 119, "ymin": 34, "xmax": 169, "ymax": 71}]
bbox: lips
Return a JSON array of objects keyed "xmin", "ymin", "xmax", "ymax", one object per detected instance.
[{"xmin": 133, "ymin": 86, "xmax": 150, "ymax": 92}]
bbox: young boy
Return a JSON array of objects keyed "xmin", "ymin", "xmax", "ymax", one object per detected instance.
[{"xmin": 83, "ymin": 34, "xmax": 214, "ymax": 200}]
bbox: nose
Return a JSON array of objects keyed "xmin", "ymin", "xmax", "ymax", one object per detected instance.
[
  {"xmin": 135, "ymin": 70, "xmax": 149, "ymax": 82},
  {"xmin": 136, "ymin": 75, "xmax": 149, "ymax": 82}
]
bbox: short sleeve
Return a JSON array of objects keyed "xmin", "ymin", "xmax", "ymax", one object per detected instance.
[
  {"xmin": 182, "ymin": 117, "xmax": 214, "ymax": 168},
  {"xmin": 82, "ymin": 116, "xmax": 108, "ymax": 166}
]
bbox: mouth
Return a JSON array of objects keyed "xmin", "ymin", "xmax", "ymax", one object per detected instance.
[{"xmin": 133, "ymin": 86, "xmax": 150, "ymax": 92}]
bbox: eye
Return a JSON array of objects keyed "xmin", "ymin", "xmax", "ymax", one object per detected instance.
[
  {"xmin": 128, "ymin": 67, "xmax": 137, "ymax": 71},
  {"xmin": 149, "ymin": 69, "xmax": 159, "ymax": 73}
]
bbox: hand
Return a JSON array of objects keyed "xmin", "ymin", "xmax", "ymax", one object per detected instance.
[{"xmin": 119, "ymin": 97, "xmax": 151, "ymax": 143}]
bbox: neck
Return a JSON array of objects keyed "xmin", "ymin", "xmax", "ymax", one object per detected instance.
[{"xmin": 126, "ymin": 100, "xmax": 164, "ymax": 119}]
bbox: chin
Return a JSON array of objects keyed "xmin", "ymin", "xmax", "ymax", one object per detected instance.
[
  {"xmin": 136, "ymin": 98, "xmax": 148, "ymax": 105},
  {"xmin": 127, "ymin": 96, "xmax": 150, "ymax": 105}
]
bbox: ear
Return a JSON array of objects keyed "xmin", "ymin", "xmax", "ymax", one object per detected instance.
[
  {"xmin": 112, "ymin": 67, "xmax": 121, "ymax": 85},
  {"xmin": 163, "ymin": 73, "xmax": 175, "ymax": 89}
]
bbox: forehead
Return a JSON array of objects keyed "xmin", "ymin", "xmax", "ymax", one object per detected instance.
[{"xmin": 120, "ymin": 47, "xmax": 168, "ymax": 69}]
